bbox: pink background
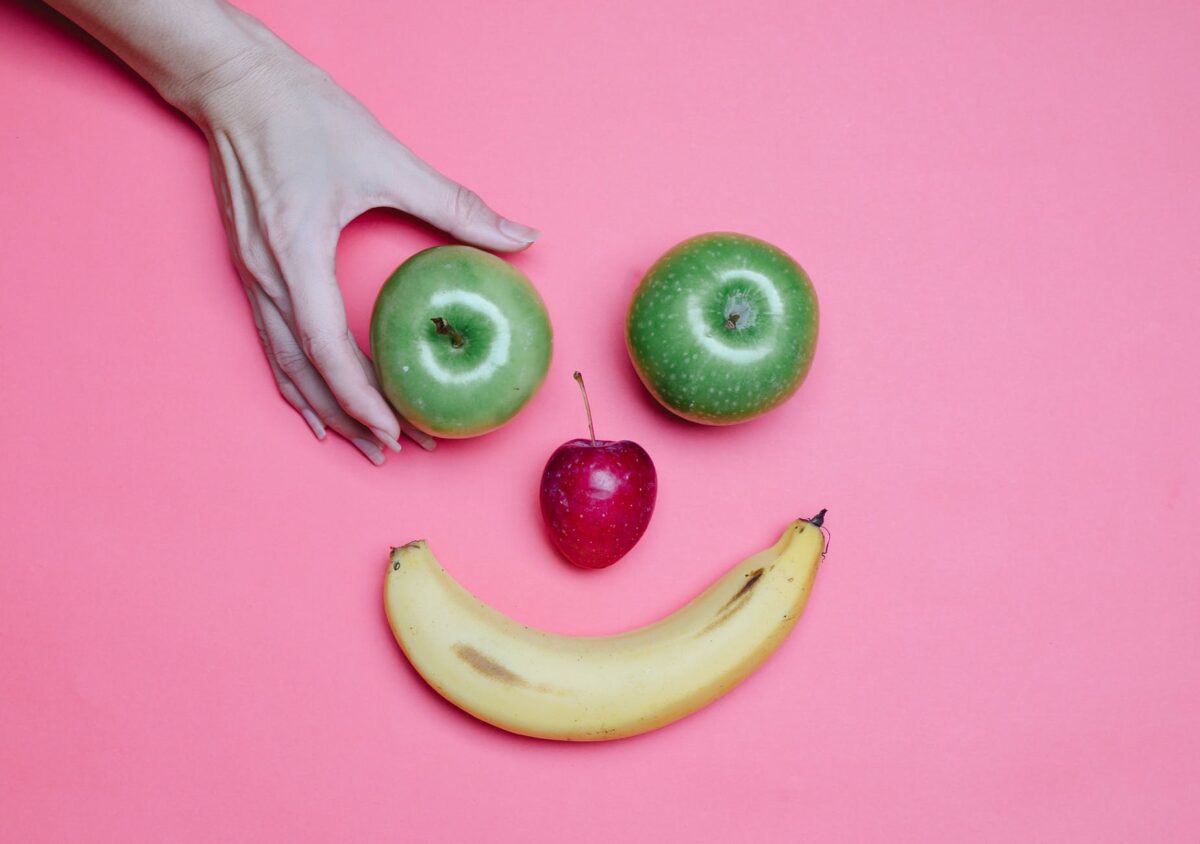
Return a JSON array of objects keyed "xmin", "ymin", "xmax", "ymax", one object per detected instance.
[{"xmin": 2, "ymin": 0, "xmax": 1198, "ymax": 840}]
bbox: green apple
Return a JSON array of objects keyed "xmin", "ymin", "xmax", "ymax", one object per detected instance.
[
  {"xmin": 626, "ymin": 233, "xmax": 818, "ymax": 425},
  {"xmin": 370, "ymin": 245, "xmax": 552, "ymax": 438}
]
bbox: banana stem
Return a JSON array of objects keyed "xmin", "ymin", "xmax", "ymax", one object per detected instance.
[{"xmin": 809, "ymin": 509, "xmax": 826, "ymax": 527}]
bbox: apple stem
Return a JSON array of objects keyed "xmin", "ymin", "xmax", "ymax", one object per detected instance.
[
  {"xmin": 430, "ymin": 317, "xmax": 465, "ymax": 349},
  {"xmin": 573, "ymin": 371, "xmax": 597, "ymax": 445},
  {"xmin": 725, "ymin": 312, "xmax": 740, "ymax": 330}
]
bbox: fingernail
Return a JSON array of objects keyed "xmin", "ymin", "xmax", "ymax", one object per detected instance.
[
  {"xmin": 499, "ymin": 219, "xmax": 541, "ymax": 244},
  {"xmin": 352, "ymin": 437, "xmax": 385, "ymax": 466},
  {"xmin": 371, "ymin": 427, "xmax": 402, "ymax": 453},
  {"xmin": 404, "ymin": 427, "xmax": 437, "ymax": 452},
  {"xmin": 302, "ymin": 409, "xmax": 326, "ymax": 440}
]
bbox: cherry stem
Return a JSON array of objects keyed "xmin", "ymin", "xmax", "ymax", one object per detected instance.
[
  {"xmin": 430, "ymin": 317, "xmax": 465, "ymax": 349},
  {"xmin": 725, "ymin": 312, "xmax": 740, "ymax": 330},
  {"xmin": 573, "ymin": 371, "xmax": 597, "ymax": 445}
]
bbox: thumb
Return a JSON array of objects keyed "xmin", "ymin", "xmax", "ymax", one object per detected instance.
[{"xmin": 387, "ymin": 151, "xmax": 540, "ymax": 252}]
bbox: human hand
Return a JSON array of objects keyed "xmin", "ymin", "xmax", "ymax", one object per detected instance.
[{"xmin": 188, "ymin": 29, "xmax": 540, "ymax": 464}]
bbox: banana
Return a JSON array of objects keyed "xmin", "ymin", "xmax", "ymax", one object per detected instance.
[{"xmin": 384, "ymin": 512, "xmax": 827, "ymax": 741}]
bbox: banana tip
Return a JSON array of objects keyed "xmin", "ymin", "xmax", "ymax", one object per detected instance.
[{"xmin": 389, "ymin": 540, "xmax": 428, "ymax": 559}]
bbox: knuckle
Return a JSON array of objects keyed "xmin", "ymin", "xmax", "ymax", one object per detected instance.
[
  {"xmin": 451, "ymin": 184, "xmax": 487, "ymax": 225},
  {"xmin": 274, "ymin": 344, "xmax": 310, "ymax": 378},
  {"xmin": 299, "ymin": 329, "xmax": 345, "ymax": 364}
]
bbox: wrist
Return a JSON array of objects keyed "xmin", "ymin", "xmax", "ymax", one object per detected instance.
[
  {"xmin": 44, "ymin": 1, "xmax": 279, "ymax": 122},
  {"xmin": 154, "ymin": 5, "xmax": 289, "ymax": 124}
]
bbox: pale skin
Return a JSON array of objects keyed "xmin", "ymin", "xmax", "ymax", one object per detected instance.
[{"xmin": 44, "ymin": 0, "xmax": 540, "ymax": 464}]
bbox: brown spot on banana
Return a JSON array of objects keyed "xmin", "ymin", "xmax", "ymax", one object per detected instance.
[
  {"xmin": 697, "ymin": 593, "xmax": 754, "ymax": 636},
  {"xmin": 452, "ymin": 644, "xmax": 529, "ymax": 687},
  {"xmin": 697, "ymin": 568, "xmax": 767, "ymax": 637},
  {"xmin": 721, "ymin": 568, "xmax": 765, "ymax": 612}
]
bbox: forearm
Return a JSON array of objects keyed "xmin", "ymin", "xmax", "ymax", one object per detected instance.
[{"xmin": 43, "ymin": 0, "xmax": 283, "ymax": 120}]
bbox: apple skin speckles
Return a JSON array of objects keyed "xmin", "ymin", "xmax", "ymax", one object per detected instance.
[{"xmin": 626, "ymin": 232, "xmax": 819, "ymax": 425}]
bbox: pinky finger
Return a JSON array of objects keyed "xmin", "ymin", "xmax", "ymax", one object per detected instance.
[
  {"xmin": 247, "ymin": 288, "xmax": 326, "ymax": 440},
  {"xmin": 271, "ymin": 355, "xmax": 328, "ymax": 441}
]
